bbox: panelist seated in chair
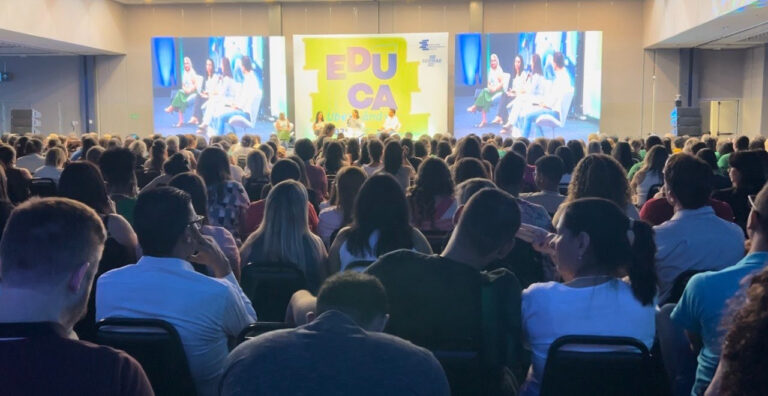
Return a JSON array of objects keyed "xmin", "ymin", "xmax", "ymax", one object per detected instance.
[
  {"xmin": 221, "ymin": 272, "xmax": 450, "ymax": 396},
  {"xmin": 216, "ymin": 57, "xmax": 262, "ymax": 136},
  {"xmin": 519, "ymin": 52, "xmax": 574, "ymax": 139},
  {"xmin": 378, "ymin": 108, "xmax": 401, "ymax": 134}
]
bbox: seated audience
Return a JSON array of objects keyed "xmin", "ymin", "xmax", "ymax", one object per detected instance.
[
  {"xmin": 242, "ymin": 149, "xmax": 270, "ymax": 201},
  {"xmin": 99, "ymin": 148, "xmax": 139, "ymax": 224},
  {"xmin": 518, "ymin": 198, "xmax": 657, "ymax": 396},
  {"xmin": 375, "ymin": 140, "xmax": 413, "ymax": 191},
  {"xmin": 221, "ymin": 272, "xmax": 449, "ymax": 395},
  {"xmin": 168, "ymin": 172, "xmax": 240, "ymax": 278},
  {"xmin": 705, "ymin": 266, "xmax": 768, "ymax": 396},
  {"xmin": 197, "ymin": 147, "xmax": 250, "ymax": 241},
  {"xmin": 521, "ymin": 155, "xmax": 566, "ymax": 215},
  {"xmin": 495, "ymin": 151, "xmax": 552, "ymax": 230},
  {"xmin": 554, "ymin": 146, "xmax": 575, "ymax": 185},
  {"xmin": 15, "ymin": 138, "xmax": 45, "ymax": 173},
  {"xmin": 318, "ymin": 166, "xmax": 367, "ymax": 247},
  {"xmin": 453, "ymin": 157, "xmax": 489, "ymax": 185},
  {"xmin": 0, "ymin": 198, "xmax": 153, "ymax": 395},
  {"xmin": 329, "ymin": 173, "xmax": 431, "ymax": 272},
  {"xmin": 240, "ymin": 180, "xmax": 328, "ymax": 293},
  {"xmin": 366, "ymin": 187, "xmax": 523, "ymax": 394},
  {"xmin": 627, "ymin": 135, "xmax": 663, "ymax": 180},
  {"xmin": 559, "ymin": 153, "xmax": 640, "ymax": 220},
  {"xmin": 717, "ymin": 135, "xmax": 749, "ymax": 172},
  {"xmin": 32, "ymin": 146, "xmax": 66, "ymax": 183},
  {"xmin": 0, "ymin": 167, "xmax": 14, "ymax": 239},
  {"xmin": 244, "ymin": 159, "xmax": 319, "ymax": 235},
  {"xmin": 294, "ymin": 138, "xmax": 328, "ymax": 199},
  {"xmin": 670, "ymin": 182, "xmax": 768, "ymax": 395},
  {"xmin": 363, "ymin": 139, "xmax": 384, "ymax": 176},
  {"xmin": 322, "ymin": 141, "xmax": 347, "ymax": 178},
  {"xmin": 0, "ymin": 144, "xmax": 31, "ymax": 203},
  {"xmin": 137, "ymin": 139, "xmax": 166, "ymax": 188},
  {"xmin": 713, "ymin": 150, "xmax": 767, "ymax": 233},
  {"xmin": 97, "ymin": 187, "xmax": 257, "ymax": 396},
  {"xmin": 696, "ymin": 148, "xmax": 732, "ymax": 190},
  {"xmin": 630, "ymin": 145, "xmax": 668, "ymax": 206},
  {"xmin": 139, "ymin": 152, "xmax": 191, "ymax": 191},
  {"xmin": 653, "ymin": 154, "xmax": 745, "ymax": 302},
  {"xmin": 408, "ymin": 157, "xmax": 457, "ymax": 232}
]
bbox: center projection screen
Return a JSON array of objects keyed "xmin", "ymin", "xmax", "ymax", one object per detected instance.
[
  {"xmin": 293, "ymin": 33, "xmax": 449, "ymax": 139},
  {"xmin": 151, "ymin": 36, "xmax": 287, "ymax": 139},
  {"xmin": 454, "ymin": 31, "xmax": 603, "ymax": 140}
]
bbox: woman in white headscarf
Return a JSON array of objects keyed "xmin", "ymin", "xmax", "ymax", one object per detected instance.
[{"xmin": 467, "ymin": 53, "xmax": 504, "ymax": 127}]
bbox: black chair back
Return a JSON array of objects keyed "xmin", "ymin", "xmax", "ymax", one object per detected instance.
[
  {"xmin": 240, "ymin": 262, "xmax": 307, "ymax": 322},
  {"xmin": 540, "ymin": 335, "xmax": 653, "ymax": 396},
  {"xmin": 647, "ymin": 183, "xmax": 663, "ymax": 202},
  {"xmin": 29, "ymin": 178, "xmax": 57, "ymax": 197},
  {"xmin": 95, "ymin": 318, "xmax": 196, "ymax": 396},
  {"xmin": 421, "ymin": 230, "xmax": 451, "ymax": 254},
  {"xmin": 665, "ymin": 269, "xmax": 707, "ymax": 305},
  {"xmin": 237, "ymin": 322, "xmax": 293, "ymax": 345}
]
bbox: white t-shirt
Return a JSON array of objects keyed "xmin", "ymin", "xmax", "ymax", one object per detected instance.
[
  {"xmin": 520, "ymin": 279, "xmax": 656, "ymax": 396},
  {"xmin": 318, "ymin": 206, "xmax": 344, "ymax": 247},
  {"xmin": 362, "ymin": 163, "xmax": 383, "ymax": 177}
]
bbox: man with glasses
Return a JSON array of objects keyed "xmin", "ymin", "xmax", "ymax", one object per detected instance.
[
  {"xmin": 669, "ymin": 183, "xmax": 768, "ymax": 395},
  {"xmin": 96, "ymin": 187, "xmax": 257, "ymax": 396}
]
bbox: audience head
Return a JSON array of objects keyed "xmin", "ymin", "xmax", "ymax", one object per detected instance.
[
  {"xmin": 58, "ymin": 162, "xmax": 113, "ymax": 215},
  {"xmin": 85, "ymin": 146, "xmax": 105, "ymax": 164},
  {"xmin": 511, "ymin": 141, "xmax": 527, "ymax": 158},
  {"xmin": 455, "ymin": 178, "xmax": 497, "ymax": 206},
  {"xmin": 566, "ymin": 154, "xmax": 631, "ymax": 210},
  {"xmin": 453, "ymin": 157, "xmax": 488, "ymax": 185},
  {"xmin": 45, "ymin": 146, "xmax": 66, "ymax": 168},
  {"xmin": 555, "ymin": 198, "xmax": 656, "ymax": 305},
  {"xmin": 535, "ymin": 155, "xmax": 565, "ymax": 191},
  {"xmin": 324, "ymin": 141, "xmax": 345, "ymax": 175},
  {"xmin": 25, "ymin": 138, "xmax": 43, "ymax": 155},
  {"xmin": 554, "ymin": 146, "xmax": 575, "ymax": 175},
  {"xmin": 663, "ymin": 153, "xmax": 712, "ymax": 210},
  {"xmin": 168, "ymin": 172, "xmax": 208, "ymax": 218},
  {"xmin": 436, "ymin": 141, "xmax": 452, "ymax": 159},
  {"xmin": 566, "ymin": 140, "xmax": 585, "ymax": 164},
  {"xmin": 383, "ymin": 140, "xmax": 404, "ymax": 175},
  {"xmin": 314, "ymin": 272, "xmax": 389, "ymax": 332},
  {"xmin": 734, "ymin": 135, "xmax": 750, "ymax": 151},
  {"xmin": 409, "ymin": 157, "xmax": 454, "ymax": 223},
  {"xmin": 494, "ymin": 151, "xmax": 526, "ymax": 196},
  {"xmin": 197, "ymin": 147, "xmax": 231, "ymax": 187},
  {"xmin": 332, "ymin": 166, "xmax": 367, "ymax": 225},
  {"xmin": 133, "ymin": 187, "xmax": 198, "ymax": 258},
  {"xmin": 587, "ymin": 140, "xmax": 602, "ymax": 155},
  {"xmin": 246, "ymin": 149, "xmax": 269, "ymax": 179},
  {"xmin": 367, "ymin": 139, "xmax": 384, "ymax": 163},
  {"xmin": 456, "ymin": 137, "xmax": 482, "ymax": 161},
  {"xmin": 526, "ymin": 142, "xmax": 545, "ymax": 165},
  {"xmin": 640, "ymin": 145, "xmax": 669, "ymax": 176},
  {"xmin": 270, "ymin": 159, "xmax": 301, "ymax": 185},
  {"xmin": 611, "ymin": 141, "xmax": 634, "ymax": 171},
  {"xmin": 0, "ymin": 198, "xmax": 106, "ymax": 329},
  {"xmin": 98, "ymin": 148, "xmax": 137, "ymax": 195},
  {"xmin": 481, "ymin": 144, "xmax": 500, "ymax": 169},
  {"xmin": 696, "ymin": 148, "xmax": 719, "ymax": 172},
  {"xmin": 729, "ymin": 150, "xmax": 767, "ymax": 192},
  {"xmin": 258, "ymin": 143, "xmax": 275, "ymax": 164}
]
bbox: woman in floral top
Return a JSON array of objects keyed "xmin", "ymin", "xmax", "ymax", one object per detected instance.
[{"xmin": 197, "ymin": 146, "xmax": 250, "ymax": 242}]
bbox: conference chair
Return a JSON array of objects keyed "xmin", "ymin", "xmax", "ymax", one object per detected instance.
[
  {"xmin": 240, "ymin": 262, "xmax": 308, "ymax": 322},
  {"xmin": 540, "ymin": 335, "xmax": 655, "ymax": 396},
  {"xmin": 228, "ymin": 93, "xmax": 262, "ymax": 132},
  {"xmin": 29, "ymin": 178, "xmax": 57, "ymax": 197},
  {"xmin": 535, "ymin": 90, "xmax": 575, "ymax": 138},
  {"xmin": 95, "ymin": 318, "xmax": 196, "ymax": 396},
  {"xmin": 237, "ymin": 322, "xmax": 293, "ymax": 345}
]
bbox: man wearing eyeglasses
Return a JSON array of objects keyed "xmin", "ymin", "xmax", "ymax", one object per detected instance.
[
  {"xmin": 96, "ymin": 187, "xmax": 257, "ymax": 396},
  {"xmin": 670, "ymin": 183, "xmax": 768, "ymax": 396}
]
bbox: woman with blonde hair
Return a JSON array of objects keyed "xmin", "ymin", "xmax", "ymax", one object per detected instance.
[
  {"xmin": 467, "ymin": 53, "xmax": 505, "ymax": 128},
  {"xmin": 559, "ymin": 154, "xmax": 639, "ymax": 221},
  {"xmin": 240, "ymin": 180, "xmax": 328, "ymax": 293}
]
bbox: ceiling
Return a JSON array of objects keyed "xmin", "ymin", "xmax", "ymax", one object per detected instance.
[
  {"xmin": 0, "ymin": 40, "xmax": 83, "ymax": 57},
  {"xmin": 113, "ymin": 0, "xmax": 377, "ymax": 3}
]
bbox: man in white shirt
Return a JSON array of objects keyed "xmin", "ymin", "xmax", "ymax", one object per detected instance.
[
  {"xmin": 379, "ymin": 108, "xmax": 401, "ymax": 133},
  {"xmin": 520, "ymin": 52, "xmax": 574, "ymax": 138},
  {"xmin": 521, "ymin": 155, "xmax": 566, "ymax": 215},
  {"xmin": 97, "ymin": 187, "xmax": 257, "ymax": 396},
  {"xmin": 653, "ymin": 154, "xmax": 744, "ymax": 303},
  {"xmin": 16, "ymin": 138, "xmax": 45, "ymax": 173}
]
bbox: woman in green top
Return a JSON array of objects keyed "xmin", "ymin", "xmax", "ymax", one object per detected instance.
[{"xmin": 274, "ymin": 112, "xmax": 294, "ymax": 145}]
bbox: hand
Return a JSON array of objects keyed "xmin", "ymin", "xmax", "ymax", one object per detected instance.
[
  {"xmin": 188, "ymin": 226, "xmax": 232, "ymax": 278},
  {"xmin": 516, "ymin": 224, "xmax": 556, "ymax": 255}
]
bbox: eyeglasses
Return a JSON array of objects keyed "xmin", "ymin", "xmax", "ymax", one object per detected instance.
[{"xmin": 188, "ymin": 215, "xmax": 205, "ymax": 230}]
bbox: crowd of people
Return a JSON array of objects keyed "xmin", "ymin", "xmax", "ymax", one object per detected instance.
[{"xmin": 1, "ymin": 128, "xmax": 768, "ymax": 396}]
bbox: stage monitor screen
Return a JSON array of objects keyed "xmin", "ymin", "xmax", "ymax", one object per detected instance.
[
  {"xmin": 454, "ymin": 31, "xmax": 602, "ymax": 141},
  {"xmin": 151, "ymin": 36, "xmax": 287, "ymax": 139}
]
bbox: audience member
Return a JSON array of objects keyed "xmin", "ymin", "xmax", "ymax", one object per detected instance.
[
  {"xmin": 15, "ymin": 138, "xmax": 44, "ymax": 173},
  {"xmin": 494, "ymin": 151, "xmax": 552, "ymax": 230},
  {"xmin": 630, "ymin": 145, "xmax": 668, "ymax": 206},
  {"xmin": 696, "ymin": 148, "xmax": 732, "ymax": 190},
  {"xmin": 197, "ymin": 147, "xmax": 249, "ymax": 241},
  {"xmin": 363, "ymin": 139, "xmax": 384, "ymax": 176},
  {"xmin": 139, "ymin": 152, "xmax": 191, "ymax": 191},
  {"xmin": 294, "ymin": 138, "xmax": 328, "ymax": 198},
  {"xmin": 653, "ymin": 154, "xmax": 745, "ymax": 302},
  {"xmin": 0, "ymin": 198, "xmax": 153, "ymax": 395},
  {"xmin": 97, "ymin": 187, "xmax": 257, "ymax": 396},
  {"xmin": 0, "ymin": 144, "xmax": 31, "ymax": 204},
  {"xmin": 408, "ymin": 157, "xmax": 457, "ymax": 232},
  {"xmin": 221, "ymin": 272, "xmax": 449, "ymax": 395},
  {"xmin": 242, "ymin": 149, "xmax": 270, "ymax": 201},
  {"xmin": 33, "ymin": 146, "xmax": 66, "ymax": 182},
  {"xmin": 713, "ymin": 150, "xmax": 767, "ymax": 233},
  {"xmin": 99, "ymin": 148, "xmax": 139, "ymax": 223},
  {"xmin": 521, "ymin": 155, "xmax": 566, "ymax": 215},
  {"xmin": 375, "ymin": 140, "xmax": 413, "ymax": 190},
  {"xmin": 560, "ymin": 153, "xmax": 640, "ymax": 220},
  {"xmin": 453, "ymin": 157, "xmax": 489, "ymax": 184},
  {"xmin": 329, "ymin": 173, "xmax": 431, "ymax": 272},
  {"xmin": 318, "ymin": 166, "xmax": 367, "ymax": 247},
  {"xmin": 0, "ymin": 166, "xmax": 14, "ymax": 239}
]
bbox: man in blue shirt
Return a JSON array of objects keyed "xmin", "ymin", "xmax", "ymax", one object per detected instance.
[{"xmin": 671, "ymin": 183, "xmax": 768, "ymax": 395}]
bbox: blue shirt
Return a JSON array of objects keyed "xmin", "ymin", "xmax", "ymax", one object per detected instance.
[{"xmin": 671, "ymin": 251, "xmax": 768, "ymax": 395}]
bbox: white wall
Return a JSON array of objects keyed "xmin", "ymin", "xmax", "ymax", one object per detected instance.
[{"xmin": 0, "ymin": 56, "xmax": 83, "ymax": 134}]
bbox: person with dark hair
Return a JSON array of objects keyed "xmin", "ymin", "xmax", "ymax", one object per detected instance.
[
  {"xmin": 630, "ymin": 145, "xmax": 668, "ymax": 206},
  {"xmin": 197, "ymin": 147, "xmax": 249, "ymax": 241},
  {"xmin": 99, "ymin": 148, "xmax": 138, "ymax": 224},
  {"xmin": 319, "ymin": 166, "xmax": 367, "ymax": 247},
  {"xmin": 0, "ymin": 198, "xmax": 153, "ymax": 395},
  {"xmin": 718, "ymin": 136, "xmax": 749, "ymax": 171},
  {"xmin": 561, "ymin": 154, "xmax": 639, "ymax": 220},
  {"xmin": 375, "ymin": 140, "xmax": 413, "ymax": 190},
  {"xmin": 696, "ymin": 148, "xmax": 732, "ymax": 190},
  {"xmin": 244, "ymin": 159, "xmax": 319, "ymax": 236},
  {"xmin": 495, "ymin": 151, "xmax": 552, "ymax": 230},
  {"xmin": 0, "ymin": 144, "xmax": 31, "ymax": 204},
  {"xmin": 452, "ymin": 157, "xmax": 489, "ymax": 185},
  {"xmin": 221, "ymin": 272, "xmax": 449, "ymax": 395},
  {"xmin": 322, "ymin": 141, "xmax": 347, "ymax": 177},
  {"xmin": 97, "ymin": 187, "xmax": 257, "ymax": 396},
  {"xmin": 0, "ymin": 166, "xmax": 14, "ymax": 239},
  {"xmin": 363, "ymin": 139, "xmax": 384, "ymax": 176},
  {"xmin": 138, "ymin": 151, "xmax": 191, "ymax": 192},
  {"xmin": 215, "ymin": 56, "xmax": 260, "ymax": 136},
  {"xmin": 668, "ymin": 183, "xmax": 768, "ymax": 396},
  {"xmin": 70, "ymin": 135, "xmax": 97, "ymax": 161},
  {"xmin": 553, "ymin": 145, "xmax": 575, "ymax": 184},
  {"xmin": 86, "ymin": 145, "xmax": 105, "ymax": 164},
  {"xmin": 713, "ymin": 150, "xmax": 768, "ymax": 233},
  {"xmin": 519, "ymin": 51, "xmax": 574, "ymax": 138},
  {"xmin": 706, "ymin": 266, "xmax": 768, "ymax": 395},
  {"xmin": 367, "ymin": 188, "xmax": 523, "ymax": 394},
  {"xmin": 294, "ymin": 138, "xmax": 328, "ymax": 199},
  {"xmin": 138, "ymin": 139, "xmax": 166, "ymax": 188},
  {"xmin": 242, "ymin": 149, "xmax": 270, "ymax": 201},
  {"xmin": 518, "ymin": 198, "xmax": 657, "ymax": 396},
  {"xmin": 566, "ymin": 139, "xmax": 585, "ymax": 164},
  {"xmin": 436, "ymin": 140, "xmax": 452, "ymax": 159},
  {"xmin": 329, "ymin": 173, "xmax": 431, "ymax": 272},
  {"xmin": 653, "ymin": 154, "xmax": 745, "ymax": 302},
  {"xmin": 627, "ymin": 135, "xmax": 663, "ymax": 181},
  {"xmin": 169, "ymin": 172, "xmax": 241, "ymax": 279},
  {"xmin": 481, "ymin": 144, "xmax": 500, "ymax": 169},
  {"xmin": 408, "ymin": 157, "xmax": 457, "ymax": 232},
  {"xmin": 612, "ymin": 141, "xmax": 635, "ymax": 171},
  {"xmin": 16, "ymin": 138, "xmax": 44, "ymax": 172},
  {"xmin": 522, "ymin": 155, "xmax": 565, "ymax": 214}
]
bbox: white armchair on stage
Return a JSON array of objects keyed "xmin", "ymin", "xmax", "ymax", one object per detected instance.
[
  {"xmin": 228, "ymin": 91, "xmax": 263, "ymax": 130},
  {"xmin": 535, "ymin": 90, "xmax": 574, "ymax": 138}
]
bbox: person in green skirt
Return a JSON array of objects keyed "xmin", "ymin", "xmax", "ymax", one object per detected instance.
[
  {"xmin": 274, "ymin": 112, "xmax": 294, "ymax": 146},
  {"xmin": 164, "ymin": 56, "xmax": 201, "ymax": 127},
  {"xmin": 467, "ymin": 53, "xmax": 505, "ymax": 128}
]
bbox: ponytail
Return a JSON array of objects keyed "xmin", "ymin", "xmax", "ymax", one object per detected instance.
[{"xmin": 627, "ymin": 219, "xmax": 658, "ymax": 306}]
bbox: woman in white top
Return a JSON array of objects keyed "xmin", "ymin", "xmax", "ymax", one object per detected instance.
[
  {"xmin": 318, "ymin": 166, "xmax": 367, "ymax": 247},
  {"xmin": 33, "ymin": 146, "xmax": 66, "ymax": 183},
  {"xmin": 362, "ymin": 139, "xmax": 384, "ymax": 177},
  {"xmin": 313, "ymin": 111, "xmax": 326, "ymax": 137},
  {"xmin": 517, "ymin": 198, "xmax": 658, "ymax": 396},
  {"xmin": 374, "ymin": 140, "xmax": 413, "ymax": 191},
  {"xmin": 630, "ymin": 145, "xmax": 668, "ymax": 206},
  {"xmin": 503, "ymin": 53, "xmax": 546, "ymax": 133},
  {"xmin": 329, "ymin": 173, "xmax": 431, "ymax": 272},
  {"xmin": 346, "ymin": 109, "xmax": 365, "ymax": 136}
]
